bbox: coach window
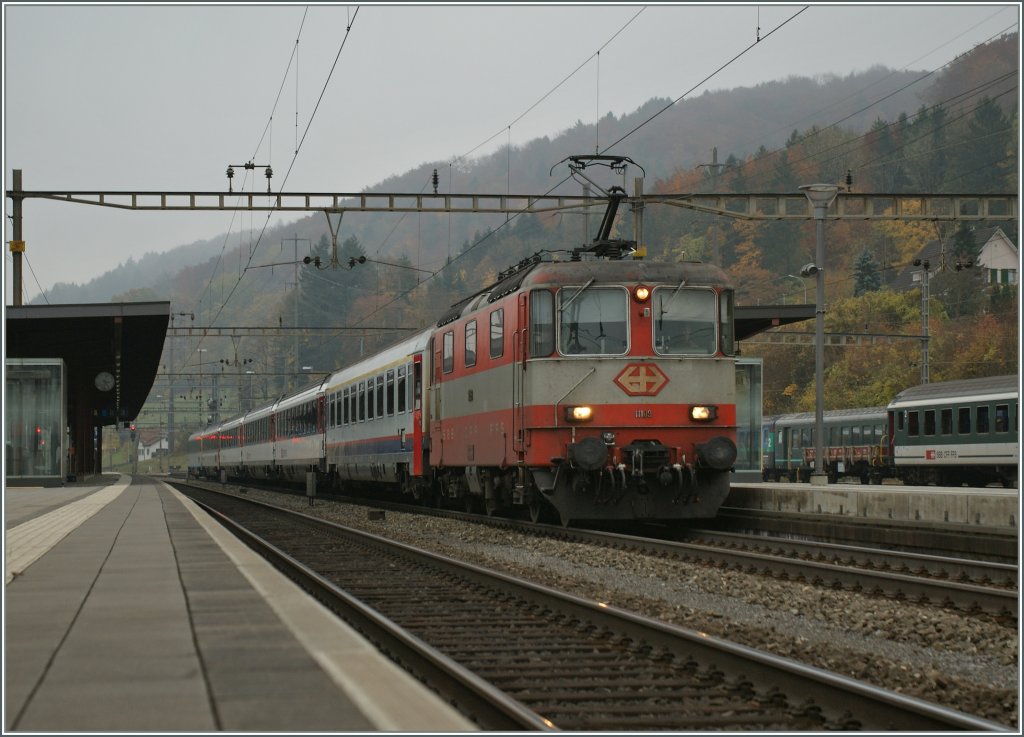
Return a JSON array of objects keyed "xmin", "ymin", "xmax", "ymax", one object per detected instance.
[
  {"xmin": 358, "ymin": 381, "xmax": 366, "ymax": 421},
  {"xmin": 530, "ymin": 291, "xmax": 555, "ymax": 357},
  {"xmin": 443, "ymin": 331, "xmax": 455, "ymax": 373},
  {"xmin": 958, "ymin": 407, "xmax": 971, "ymax": 434},
  {"xmin": 386, "ymin": 370, "xmax": 395, "ymax": 416},
  {"xmin": 490, "ymin": 309, "xmax": 504, "ymax": 358},
  {"xmin": 995, "ymin": 404, "xmax": 1009, "ymax": 433},
  {"xmin": 851, "ymin": 425, "xmax": 861, "ymax": 445},
  {"xmin": 342, "ymin": 387, "xmax": 349, "ymax": 425},
  {"xmin": 908, "ymin": 411, "xmax": 919, "ymax": 437},
  {"xmin": 941, "ymin": 408, "xmax": 953, "ymax": 435},
  {"xmin": 841, "ymin": 426, "xmax": 851, "ymax": 445},
  {"xmin": 977, "ymin": 406, "xmax": 990, "ymax": 433},
  {"xmin": 560, "ymin": 287, "xmax": 628, "ymax": 355},
  {"xmin": 465, "ymin": 320, "xmax": 477, "ymax": 368},
  {"xmin": 397, "ymin": 366, "xmax": 407, "ymax": 413},
  {"xmin": 368, "ymin": 377, "xmax": 376, "ymax": 420},
  {"xmin": 376, "ymin": 375, "xmax": 385, "ymax": 418},
  {"xmin": 923, "ymin": 410, "xmax": 936, "ymax": 436}
]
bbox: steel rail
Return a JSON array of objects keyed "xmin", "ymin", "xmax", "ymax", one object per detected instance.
[
  {"xmin": 180, "ymin": 483, "xmax": 1009, "ymax": 731},
  {"xmin": 189, "ymin": 496, "xmax": 553, "ymax": 732}
]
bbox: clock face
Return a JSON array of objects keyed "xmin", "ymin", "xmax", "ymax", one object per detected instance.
[{"xmin": 95, "ymin": 371, "xmax": 115, "ymax": 392}]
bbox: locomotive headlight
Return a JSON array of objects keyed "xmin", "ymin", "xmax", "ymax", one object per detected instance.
[
  {"xmin": 633, "ymin": 285, "xmax": 651, "ymax": 303},
  {"xmin": 689, "ymin": 405, "xmax": 718, "ymax": 422},
  {"xmin": 565, "ymin": 405, "xmax": 594, "ymax": 423}
]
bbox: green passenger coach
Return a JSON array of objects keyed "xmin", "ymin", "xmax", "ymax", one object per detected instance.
[{"xmin": 889, "ymin": 374, "xmax": 1018, "ymax": 487}]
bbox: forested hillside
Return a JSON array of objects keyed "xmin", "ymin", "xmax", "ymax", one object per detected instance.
[{"xmin": 56, "ymin": 33, "xmax": 1018, "ymax": 425}]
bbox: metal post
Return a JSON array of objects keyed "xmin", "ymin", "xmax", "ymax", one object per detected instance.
[
  {"xmin": 920, "ymin": 261, "xmax": 930, "ymax": 385},
  {"xmin": 800, "ymin": 184, "xmax": 839, "ymax": 484},
  {"xmin": 11, "ymin": 169, "xmax": 23, "ymax": 306}
]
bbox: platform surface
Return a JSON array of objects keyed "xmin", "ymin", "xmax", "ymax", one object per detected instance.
[{"xmin": 4, "ymin": 475, "xmax": 475, "ymax": 732}]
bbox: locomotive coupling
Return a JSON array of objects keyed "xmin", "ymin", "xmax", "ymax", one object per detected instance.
[{"xmin": 696, "ymin": 436, "xmax": 738, "ymax": 471}]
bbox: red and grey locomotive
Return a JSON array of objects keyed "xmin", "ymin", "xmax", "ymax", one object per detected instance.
[{"xmin": 190, "ymin": 202, "xmax": 738, "ymax": 525}]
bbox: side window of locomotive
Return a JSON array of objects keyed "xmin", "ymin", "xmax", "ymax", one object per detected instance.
[
  {"xmin": 530, "ymin": 290, "xmax": 555, "ymax": 357},
  {"xmin": 490, "ymin": 309, "xmax": 504, "ymax": 358},
  {"xmin": 719, "ymin": 290, "xmax": 735, "ymax": 355},
  {"xmin": 465, "ymin": 320, "xmax": 477, "ymax": 368},
  {"xmin": 443, "ymin": 330, "xmax": 455, "ymax": 373},
  {"xmin": 653, "ymin": 287, "xmax": 716, "ymax": 355},
  {"xmin": 558, "ymin": 287, "xmax": 627, "ymax": 355}
]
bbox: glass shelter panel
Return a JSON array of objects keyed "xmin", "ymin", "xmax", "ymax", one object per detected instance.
[{"xmin": 6, "ymin": 359, "xmax": 67, "ymax": 481}]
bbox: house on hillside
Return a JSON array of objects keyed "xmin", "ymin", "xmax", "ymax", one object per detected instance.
[
  {"xmin": 137, "ymin": 430, "xmax": 168, "ymax": 461},
  {"xmin": 890, "ymin": 226, "xmax": 1018, "ymax": 292}
]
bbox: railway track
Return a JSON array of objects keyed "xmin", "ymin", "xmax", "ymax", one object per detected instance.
[
  {"xmin": 176, "ymin": 482, "xmax": 1006, "ymax": 731},
  {"xmin": 184, "ymin": 477, "xmax": 1019, "ymax": 620}
]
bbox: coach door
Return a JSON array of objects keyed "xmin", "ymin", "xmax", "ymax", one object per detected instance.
[
  {"xmin": 512, "ymin": 293, "xmax": 528, "ymax": 455},
  {"xmin": 429, "ymin": 335, "xmax": 445, "ymax": 465}
]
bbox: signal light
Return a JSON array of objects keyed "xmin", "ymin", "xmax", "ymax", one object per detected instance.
[{"xmin": 633, "ymin": 286, "xmax": 651, "ymax": 303}]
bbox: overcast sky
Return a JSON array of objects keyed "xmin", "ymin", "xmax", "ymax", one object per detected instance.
[{"xmin": 3, "ymin": 3, "xmax": 1019, "ymax": 302}]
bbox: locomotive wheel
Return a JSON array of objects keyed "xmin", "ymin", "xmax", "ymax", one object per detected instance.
[
  {"xmin": 528, "ymin": 499, "xmax": 544, "ymax": 523},
  {"xmin": 485, "ymin": 497, "xmax": 501, "ymax": 516}
]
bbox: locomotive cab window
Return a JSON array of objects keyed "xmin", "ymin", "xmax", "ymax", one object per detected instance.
[
  {"xmin": 653, "ymin": 287, "xmax": 716, "ymax": 355},
  {"xmin": 558, "ymin": 286, "xmax": 627, "ymax": 355}
]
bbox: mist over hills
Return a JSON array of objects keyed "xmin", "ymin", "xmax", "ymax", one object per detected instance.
[{"xmin": 33, "ymin": 59, "xmax": 979, "ymax": 307}]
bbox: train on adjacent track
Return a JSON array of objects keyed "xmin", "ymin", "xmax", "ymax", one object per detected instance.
[
  {"xmin": 762, "ymin": 374, "xmax": 1019, "ymax": 487},
  {"xmin": 189, "ymin": 207, "xmax": 740, "ymax": 526}
]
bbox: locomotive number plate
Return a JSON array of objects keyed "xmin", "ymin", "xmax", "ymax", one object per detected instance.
[{"xmin": 614, "ymin": 363, "xmax": 669, "ymax": 396}]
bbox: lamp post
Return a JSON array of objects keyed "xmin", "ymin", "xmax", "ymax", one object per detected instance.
[{"xmin": 800, "ymin": 184, "xmax": 839, "ymax": 484}]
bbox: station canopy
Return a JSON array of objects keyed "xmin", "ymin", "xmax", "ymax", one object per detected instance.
[{"xmin": 6, "ymin": 301, "xmax": 169, "ymax": 425}]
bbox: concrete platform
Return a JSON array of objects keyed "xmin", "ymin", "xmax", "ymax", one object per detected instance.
[
  {"xmin": 728, "ymin": 481, "xmax": 1019, "ymax": 530},
  {"xmin": 4, "ymin": 474, "xmax": 475, "ymax": 732}
]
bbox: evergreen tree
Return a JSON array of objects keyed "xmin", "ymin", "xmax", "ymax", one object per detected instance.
[
  {"xmin": 949, "ymin": 97, "xmax": 1014, "ymax": 193},
  {"xmin": 853, "ymin": 248, "xmax": 882, "ymax": 296}
]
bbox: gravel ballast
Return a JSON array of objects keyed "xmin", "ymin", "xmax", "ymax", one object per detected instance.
[{"xmin": 195, "ymin": 483, "xmax": 1020, "ymax": 728}]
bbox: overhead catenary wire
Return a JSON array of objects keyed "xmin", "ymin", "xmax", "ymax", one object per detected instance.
[{"xmin": 196, "ymin": 7, "xmax": 361, "ymax": 347}]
